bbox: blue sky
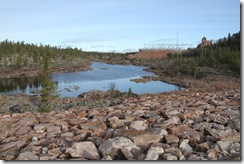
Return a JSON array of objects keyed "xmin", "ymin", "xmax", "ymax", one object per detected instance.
[{"xmin": 0, "ymin": 0, "xmax": 240, "ymax": 52}]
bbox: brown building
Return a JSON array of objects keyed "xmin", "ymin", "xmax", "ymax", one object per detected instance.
[{"xmin": 197, "ymin": 36, "xmax": 212, "ymax": 48}]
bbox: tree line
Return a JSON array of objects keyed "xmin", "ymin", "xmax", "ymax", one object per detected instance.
[
  {"xmin": 170, "ymin": 31, "xmax": 240, "ymax": 78},
  {"xmin": 0, "ymin": 40, "xmax": 127, "ymax": 69}
]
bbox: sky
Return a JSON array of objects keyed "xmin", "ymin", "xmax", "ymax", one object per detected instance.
[{"xmin": 0, "ymin": 0, "xmax": 241, "ymax": 52}]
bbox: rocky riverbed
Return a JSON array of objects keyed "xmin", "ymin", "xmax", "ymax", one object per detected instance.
[{"xmin": 0, "ymin": 88, "xmax": 240, "ymax": 160}]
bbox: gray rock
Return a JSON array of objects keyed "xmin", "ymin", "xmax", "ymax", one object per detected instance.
[
  {"xmin": 217, "ymin": 141, "xmax": 240, "ymax": 152},
  {"xmin": 108, "ymin": 116, "xmax": 125, "ymax": 129},
  {"xmin": 179, "ymin": 139, "xmax": 193, "ymax": 154},
  {"xmin": 16, "ymin": 151, "xmax": 39, "ymax": 160},
  {"xmin": 147, "ymin": 128, "xmax": 168, "ymax": 137},
  {"xmin": 66, "ymin": 141, "xmax": 100, "ymax": 160},
  {"xmin": 34, "ymin": 124, "xmax": 50, "ymax": 133},
  {"xmin": 165, "ymin": 147, "xmax": 183, "ymax": 159},
  {"xmin": 61, "ymin": 132, "xmax": 74, "ymax": 142},
  {"xmin": 145, "ymin": 146, "xmax": 164, "ymax": 160},
  {"xmin": 99, "ymin": 137, "xmax": 141, "ymax": 159},
  {"xmin": 130, "ymin": 120, "xmax": 148, "ymax": 131}
]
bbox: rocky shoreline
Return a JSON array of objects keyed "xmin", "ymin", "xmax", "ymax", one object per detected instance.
[
  {"xmin": 0, "ymin": 58, "xmax": 241, "ymax": 160},
  {"xmin": 0, "ymin": 88, "xmax": 240, "ymax": 160}
]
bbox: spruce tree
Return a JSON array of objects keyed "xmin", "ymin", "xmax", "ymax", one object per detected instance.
[{"xmin": 40, "ymin": 53, "xmax": 59, "ymax": 113}]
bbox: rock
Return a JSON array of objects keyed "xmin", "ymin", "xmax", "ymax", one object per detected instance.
[
  {"xmin": 164, "ymin": 116, "xmax": 181, "ymax": 126},
  {"xmin": 48, "ymin": 148, "xmax": 62, "ymax": 159},
  {"xmin": 15, "ymin": 126, "xmax": 32, "ymax": 137},
  {"xmin": 108, "ymin": 116, "xmax": 125, "ymax": 129},
  {"xmin": 190, "ymin": 101, "xmax": 209, "ymax": 107},
  {"xmin": 130, "ymin": 120, "xmax": 148, "ymax": 131},
  {"xmin": 16, "ymin": 151, "xmax": 39, "ymax": 160},
  {"xmin": 113, "ymin": 129, "xmax": 144, "ymax": 138},
  {"xmin": 167, "ymin": 155, "xmax": 178, "ymax": 160},
  {"xmin": 80, "ymin": 120, "xmax": 107, "ymax": 130},
  {"xmin": 163, "ymin": 109, "xmax": 181, "ymax": 119},
  {"xmin": 164, "ymin": 147, "xmax": 183, "ymax": 159},
  {"xmin": 163, "ymin": 153, "xmax": 178, "ymax": 160},
  {"xmin": 165, "ymin": 134, "xmax": 179, "ymax": 144},
  {"xmin": 130, "ymin": 133, "xmax": 163, "ymax": 148},
  {"xmin": 11, "ymin": 116, "xmax": 38, "ymax": 127},
  {"xmin": 179, "ymin": 139, "xmax": 193, "ymax": 154},
  {"xmin": 197, "ymin": 142, "xmax": 210, "ymax": 153},
  {"xmin": 188, "ymin": 154, "xmax": 201, "ymax": 160},
  {"xmin": 120, "ymin": 147, "xmax": 134, "ymax": 160},
  {"xmin": 145, "ymin": 146, "xmax": 164, "ymax": 160},
  {"xmin": 101, "ymin": 155, "xmax": 113, "ymax": 160},
  {"xmin": 46, "ymin": 125, "xmax": 61, "ymax": 133},
  {"xmin": 204, "ymin": 127, "xmax": 218, "ymax": 139},
  {"xmin": 20, "ymin": 145, "xmax": 42, "ymax": 155},
  {"xmin": 77, "ymin": 111, "xmax": 87, "ymax": 118},
  {"xmin": 40, "ymin": 155, "xmax": 51, "ymax": 160},
  {"xmin": 168, "ymin": 124, "xmax": 188, "ymax": 138},
  {"xmin": 0, "ymin": 140, "xmax": 27, "ymax": 159},
  {"xmin": 147, "ymin": 128, "xmax": 168, "ymax": 137},
  {"xmin": 99, "ymin": 137, "xmax": 141, "ymax": 160},
  {"xmin": 132, "ymin": 110, "xmax": 145, "ymax": 117},
  {"xmin": 61, "ymin": 132, "xmax": 74, "ymax": 142},
  {"xmin": 217, "ymin": 141, "xmax": 240, "ymax": 152},
  {"xmin": 66, "ymin": 141, "xmax": 100, "ymax": 160},
  {"xmin": 34, "ymin": 124, "xmax": 50, "ymax": 133},
  {"xmin": 69, "ymin": 118, "xmax": 86, "ymax": 125}
]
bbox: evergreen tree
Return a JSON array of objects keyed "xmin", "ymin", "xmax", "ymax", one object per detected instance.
[{"xmin": 40, "ymin": 53, "xmax": 59, "ymax": 113}]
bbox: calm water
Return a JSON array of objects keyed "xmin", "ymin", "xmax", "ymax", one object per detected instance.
[{"xmin": 0, "ymin": 62, "xmax": 184, "ymax": 97}]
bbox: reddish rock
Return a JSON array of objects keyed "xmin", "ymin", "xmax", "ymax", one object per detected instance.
[
  {"xmin": 130, "ymin": 133, "xmax": 163, "ymax": 148},
  {"xmin": 165, "ymin": 134, "xmax": 179, "ymax": 144},
  {"xmin": 15, "ymin": 126, "xmax": 32, "ymax": 137},
  {"xmin": 77, "ymin": 111, "xmax": 87, "ymax": 118},
  {"xmin": 16, "ymin": 151, "xmax": 39, "ymax": 160},
  {"xmin": 168, "ymin": 124, "xmax": 188, "ymax": 138},
  {"xmin": 80, "ymin": 120, "xmax": 107, "ymax": 130},
  {"xmin": 48, "ymin": 148, "xmax": 62, "ymax": 159}
]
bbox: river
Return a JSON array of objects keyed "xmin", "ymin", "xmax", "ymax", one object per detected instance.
[{"xmin": 0, "ymin": 62, "xmax": 184, "ymax": 97}]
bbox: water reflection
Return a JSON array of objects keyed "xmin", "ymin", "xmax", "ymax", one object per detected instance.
[
  {"xmin": 0, "ymin": 76, "xmax": 42, "ymax": 94},
  {"xmin": 0, "ymin": 62, "xmax": 184, "ymax": 97}
]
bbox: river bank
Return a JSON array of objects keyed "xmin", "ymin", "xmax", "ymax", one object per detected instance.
[{"xmin": 0, "ymin": 88, "xmax": 240, "ymax": 160}]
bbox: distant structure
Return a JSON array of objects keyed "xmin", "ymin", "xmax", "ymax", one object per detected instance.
[{"xmin": 197, "ymin": 36, "xmax": 212, "ymax": 48}]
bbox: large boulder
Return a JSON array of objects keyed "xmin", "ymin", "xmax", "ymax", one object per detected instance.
[
  {"xmin": 66, "ymin": 141, "xmax": 100, "ymax": 160},
  {"xmin": 99, "ymin": 137, "xmax": 141, "ymax": 160}
]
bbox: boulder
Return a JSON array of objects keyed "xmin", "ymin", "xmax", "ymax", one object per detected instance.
[
  {"xmin": 108, "ymin": 116, "xmax": 125, "ymax": 129},
  {"xmin": 130, "ymin": 120, "xmax": 148, "ymax": 131},
  {"xmin": 48, "ymin": 148, "xmax": 62, "ymax": 159},
  {"xmin": 179, "ymin": 139, "xmax": 193, "ymax": 154},
  {"xmin": 15, "ymin": 126, "xmax": 32, "ymax": 137},
  {"xmin": 145, "ymin": 146, "xmax": 164, "ymax": 160},
  {"xmin": 0, "ymin": 140, "xmax": 27, "ymax": 159},
  {"xmin": 16, "ymin": 151, "xmax": 39, "ymax": 160},
  {"xmin": 165, "ymin": 134, "xmax": 179, "ymax": 144},
  {"xmin": 130, "ymin": 133, "xmax": 163, "ymax": 148},
  {"xmin": 66, "ymin": 141, "xmax": 100, "ymax": 160},
  {"xmin": 80, "ymin": 120, "xmax": 107, "ymax": 130},
  {"xmin": 99, "ymin": 137, "xmax": 141, "ymax": 160}
]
